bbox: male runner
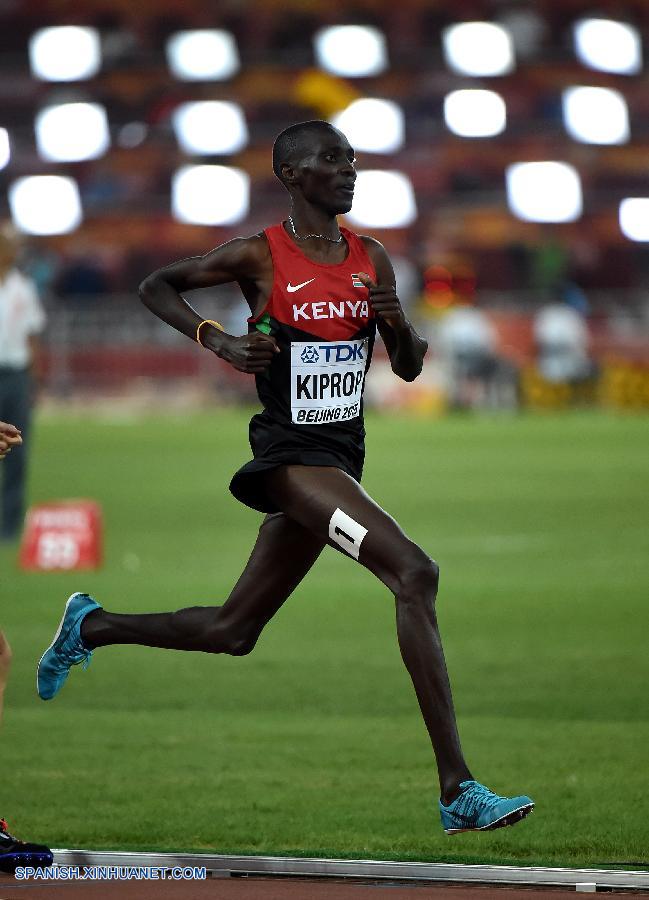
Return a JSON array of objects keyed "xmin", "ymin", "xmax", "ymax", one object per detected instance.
[{"xmin": 37, "ymin": 121, "xmax": 533, "ymax": 834}]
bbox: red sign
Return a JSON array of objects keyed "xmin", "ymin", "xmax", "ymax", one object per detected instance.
[{"xmin": 19, "ymin": 500, "xmax": 103, "ymax": 571}]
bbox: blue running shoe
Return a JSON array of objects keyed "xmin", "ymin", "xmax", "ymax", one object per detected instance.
[
  {"xmin": 37, "ymin": 592, "xmax": 101, "ymax": 701},
  {"xmin": 440, "ymin": 780, "xmax": 534, "ymax": 834}
]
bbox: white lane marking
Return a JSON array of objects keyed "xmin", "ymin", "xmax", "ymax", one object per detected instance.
[
  {"xmin": 287, "ymin": 278, "xmax": 316, "ymax": 293},
  {"xmin": 329, "ymin": 508, "xmax": 368, "ymax": 560}
]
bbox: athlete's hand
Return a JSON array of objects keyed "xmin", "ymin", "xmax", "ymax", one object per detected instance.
[
  {"xmin": 0, "ymin": 422, "xmax": 22, "ymax": 460},
  {"xmin": 358, "ymin": 274, "xmax": 406, "ymax": 330},
  {"xmin": 216, "ymin": 332, "xmax": 280, "ymax": 374}
]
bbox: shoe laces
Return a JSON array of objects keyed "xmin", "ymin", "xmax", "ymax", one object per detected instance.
[
  {"xmin": 0, "ymin": 818, "xmax": 18, "ymax": 843},
  {"xmin": 452, "ymin": 782, "xmax": 505, "ymax": 816},
  {"xmin": 57, "ymin": 635, "xmax": 92, "ymax": 669}
]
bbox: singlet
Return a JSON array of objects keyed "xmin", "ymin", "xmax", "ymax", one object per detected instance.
[{"xmin": 229, "ymin": 222, "xmax": 377, "ymax": 513}]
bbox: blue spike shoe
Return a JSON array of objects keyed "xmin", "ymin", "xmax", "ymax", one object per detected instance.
[
  {"xmin": 37, "ymin": 592, "xmax": 101, "ymax": 701},
  {"xmin": 440, "ymin": 780, "xmax": 534, "ymax": 834}
]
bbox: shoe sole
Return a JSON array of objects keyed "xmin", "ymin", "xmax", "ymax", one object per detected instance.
[
  {"xmin": 0, "ymin": 851, "xmax": 53, "ymax": 873},
  {"xmin": 444, "ymin": 802, "xmax": 534, "ymax": 835},
  {"xmin": 36, "ymin": 592, "xmax": 86, "ymax": 701}
]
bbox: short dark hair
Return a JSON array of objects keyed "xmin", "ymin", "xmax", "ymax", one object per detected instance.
[{"xmin": 272, "ymin": 120, "xmax": 338, "ymax": 180}]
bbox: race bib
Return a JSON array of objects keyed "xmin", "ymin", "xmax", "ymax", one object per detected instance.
[{"xmin": 290, "ymin": 338, "xmax": 368, "ymax": 425}]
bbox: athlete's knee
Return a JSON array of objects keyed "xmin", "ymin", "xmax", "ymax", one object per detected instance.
[
  {"xmin": 225, "ymin": 627, "xmax": 259, "ymax": 657},
  {"xmin": 199, "ymin": 609, "xmax": 261, "ymax": 656},
  {"xmin": 395, "ymin": 545, "xmax": 440, "ymax": 602}
]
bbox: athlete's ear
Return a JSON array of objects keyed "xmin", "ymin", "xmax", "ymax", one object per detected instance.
[{"xmin": 279, "ymin": 162, "xmax": 298, "ymax": 185}]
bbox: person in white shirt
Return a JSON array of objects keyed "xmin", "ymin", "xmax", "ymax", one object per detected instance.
[{"xmin": 0, "ymin": 226, "xmax": 46, "ymax": 541}]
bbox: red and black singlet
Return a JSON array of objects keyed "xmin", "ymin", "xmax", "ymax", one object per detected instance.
[{"xmin": 229, "ymin": 222, "xmax": 377, "ymax": 513}]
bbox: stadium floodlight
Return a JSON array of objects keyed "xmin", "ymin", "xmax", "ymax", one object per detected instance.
[
  {"xmin": 442, "ymin": 22, "xmax": 514, "ymax": 76},
  {"xmin": 443, "ymin": 89, "xmax": 506, "ymax": 137},
  {"xmin": 9, "ymin": 176, "xmax": 82, "ymax": 235},
  {"xmin": 166, "ymin": 30, "xmax": 240, "ymax": 81},
  {"xmin": 314, "ymin": 26, "xmax": 388, "ymax": 77},
  {"xmin": 345, "ymin": 171, "xmax": 416, "ymax": 228},
  {"xmin": 573, "ymin": 18, "xmax": 641, "ymax": 74},
  {"xmin": 172, "ymin": 165, "xmax": 249, "ymax": 225},
  {"xmin": 506, "ymin": 162, "xmax": 582, "ymax": 223},
  {"xmin": 0, "ymin": 129, "xmax": 9, "ymax": 170},
  {"xmin": 35, "ymin": 103, "xmax": 110, "ymax": 162},
  {"xmin": 619, "ymin": 199, "xmax": 649, "ymax": 241},
  {"xmin": 331, "ymin": 99, "xmax": 404, "ymax": 153},
  {"xmin": 172, "ymin": 101, "xmax": 248, "ymax": 155},
  {"xmin": 29, "ymin": 26, "xmax": 101, "ymax": 81},
  {"xmin": 562, "ymin": 86, "xmax": 629, "ymax": 145}
]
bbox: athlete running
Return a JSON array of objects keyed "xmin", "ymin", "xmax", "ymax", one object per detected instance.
[{"xmin": 37, "ymin": 121, "xmax": 533, "ymax": 834}]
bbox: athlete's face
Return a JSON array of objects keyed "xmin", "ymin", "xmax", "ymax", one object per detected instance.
[{"xmin": 288, "ymin": 129, "xmax": 357, "ymax": 214}]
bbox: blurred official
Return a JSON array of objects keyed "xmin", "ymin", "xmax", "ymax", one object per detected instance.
[{"xmin": 0, "ymin": 226, "xmax": 45, "ymax": 542}]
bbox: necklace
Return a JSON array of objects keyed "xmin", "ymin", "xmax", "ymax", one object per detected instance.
[{"xmin": 288, "ymin": 215, "xmax": 343, "ymax": 244}]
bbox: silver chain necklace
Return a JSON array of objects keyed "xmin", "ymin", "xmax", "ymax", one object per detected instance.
[{"xmin": 288, "ymin": 215, "xmax": 343, "ymax": 244}]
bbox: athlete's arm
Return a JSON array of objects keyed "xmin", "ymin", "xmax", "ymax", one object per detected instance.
[
  {"xmin": 138, "ymin": 236, "xmax": 278, "ymax": 374},
  {"xmin": 360, "ymin": 238, "xmax": 428, "ymax": 382}
]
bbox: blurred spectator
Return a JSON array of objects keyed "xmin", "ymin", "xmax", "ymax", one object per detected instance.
[
  {"xmin": 0, "ymin": 225, "xmax": 45, "ymax": 542},
  {"xmin": 436, "ymin": 305, "xmax": 511, "ymax": 409},
  {"xmin": 533, "ymin": 302, "xmax": 592, "ymax": 383}
]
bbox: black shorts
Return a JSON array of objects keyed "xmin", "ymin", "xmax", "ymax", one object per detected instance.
[{"xmin": 229, "ymin": 412, "xmax": 365, "ymax": 514}]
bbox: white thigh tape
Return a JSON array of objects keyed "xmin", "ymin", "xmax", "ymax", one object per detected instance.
[{"xmin": 328, "ymin": 507, "xmax": 368, "ymax": 560}]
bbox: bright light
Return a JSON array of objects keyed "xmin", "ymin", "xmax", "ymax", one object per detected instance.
[
  {"xmin": 619, "ymin": 199, "xmax": 649, "ymax": 241},
  {"xmin": 506, "ymin": 162, "xmax": 582, "ymax": 223},
  {"xmin": 314, "ymin": 26, "xmax": 388, "ymax": 77},
  {"xmin": 563, "ymin": 87, "xmax": 629, "ymax": 145},
  {"xmin": 444, "ymin": 89, "xmax": 506, "ymax": 137},
  {"xmin": 346, "ymin": 171, "xmax": 416, "ymax": 228},
  {"xmin": 9, "ymin": 176, "xmax": 82, "ymax": 235},
  {"xmin": 331, "ymin": 99, "xmax": 404, "ymax": 153},
  {"xmin": 29, "ymin": 27, "xmax": 101, "ymax": 81},
  {"xmin": 574, "ymin": 18, "xmax": 641, "ymax": 74},
  {"xmin": 172, "ymin": 101, "xmax": 248, "ymax": 155},
  {"xmin": 166, "ymin": 30, "xmax": 240, "ymax": 81},
  {"xmin": 35, "ymin": 103, "xmax": 110, "ymax": 162},
  {"xmin": 442, "ymin": 22, "xmax": 514, "ymax": 76},
  {"xmin": 0, "ymin": 129, "xmax": 9, "ymax": 170},
  {"xmin": 172, "ymin": 165, "xmax": 249, "ymax": 225}
]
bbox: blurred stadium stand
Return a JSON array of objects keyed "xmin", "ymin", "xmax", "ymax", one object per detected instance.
[{"xmin": 1, "ymin": 0, "xmax": 649, "ymax": 409}]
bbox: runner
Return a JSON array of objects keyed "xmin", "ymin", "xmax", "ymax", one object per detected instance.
[{"xmin": 37, "ymin": 121, "xmax": 533, "ymax": 834}]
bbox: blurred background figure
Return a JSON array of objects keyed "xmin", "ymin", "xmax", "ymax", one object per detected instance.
[
  {"xmin": 0, "ymin": 224, "xmax": 45, "ymax": 542},
  {"xmin": 436, "ymin": 303, "xmax": 517, "ymax": 410},
  {"xmin": 533, "ymin": 301, "xmax": 592, "ymax": 385}
]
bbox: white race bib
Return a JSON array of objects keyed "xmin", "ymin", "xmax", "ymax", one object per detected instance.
[{"xmin": 290, "ymin": 338, "xmax": 368, "ymax": 425}]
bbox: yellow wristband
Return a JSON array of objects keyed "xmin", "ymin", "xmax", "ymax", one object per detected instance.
[{"xmin": 196, "ymin": 319, "xmax": 224, "ymax": 347}]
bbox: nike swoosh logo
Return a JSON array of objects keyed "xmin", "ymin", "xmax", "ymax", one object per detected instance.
[{"xmin": 287, "ymin": 278, "xmax": 316, "ymax": 293}]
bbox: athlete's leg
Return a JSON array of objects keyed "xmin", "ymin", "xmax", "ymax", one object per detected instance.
[
  {"xmin": 81, "ymin": 513, "xmax": 325, "ymax": 655},
  {"xmin": 265, "ymin": 465, "xmax": 472, "ymax": 804}
]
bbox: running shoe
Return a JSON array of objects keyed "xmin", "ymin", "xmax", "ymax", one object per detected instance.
[
  {"xmin": 440, "ymin": 780, "xmax": 534, "ymax": 834},
  {"xmin": 0, "ymin": 817, "xmax": 53, "ymax": 873},
  {"xmin": 37, "ymin": 592, "xmax": 101, "ymax": 701}
]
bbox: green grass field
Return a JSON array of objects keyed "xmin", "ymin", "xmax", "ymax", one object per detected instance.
[{"xmin": 1, "ymin": 409, "xmax": 648, "ymax": 868}]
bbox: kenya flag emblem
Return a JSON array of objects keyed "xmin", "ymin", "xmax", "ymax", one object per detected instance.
[{"xmin": 352, "ymin": 273, "xmax": 368, "ymax": 288}]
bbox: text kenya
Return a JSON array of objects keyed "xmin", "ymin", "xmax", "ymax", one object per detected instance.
[{"xmin": 292, "ymin": 300, "xmax": 370, "ymax": 322}]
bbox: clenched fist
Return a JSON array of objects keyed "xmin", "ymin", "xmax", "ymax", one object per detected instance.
[
  {"xmin": 357, "ymin": 274, "xmax": 406, "ymax": 330},
  {"xmin": 212, "ymin": 331, "xmax": 280, "ymax": 374}
]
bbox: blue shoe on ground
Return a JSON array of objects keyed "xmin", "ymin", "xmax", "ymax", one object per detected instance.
[
  {"xmin": 440, "ymin": 780, "xmax": 534, "ymax": 834},
  {"xmin": 37, "ymin": 592, "xmax": 101, "ymax": 701}
]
